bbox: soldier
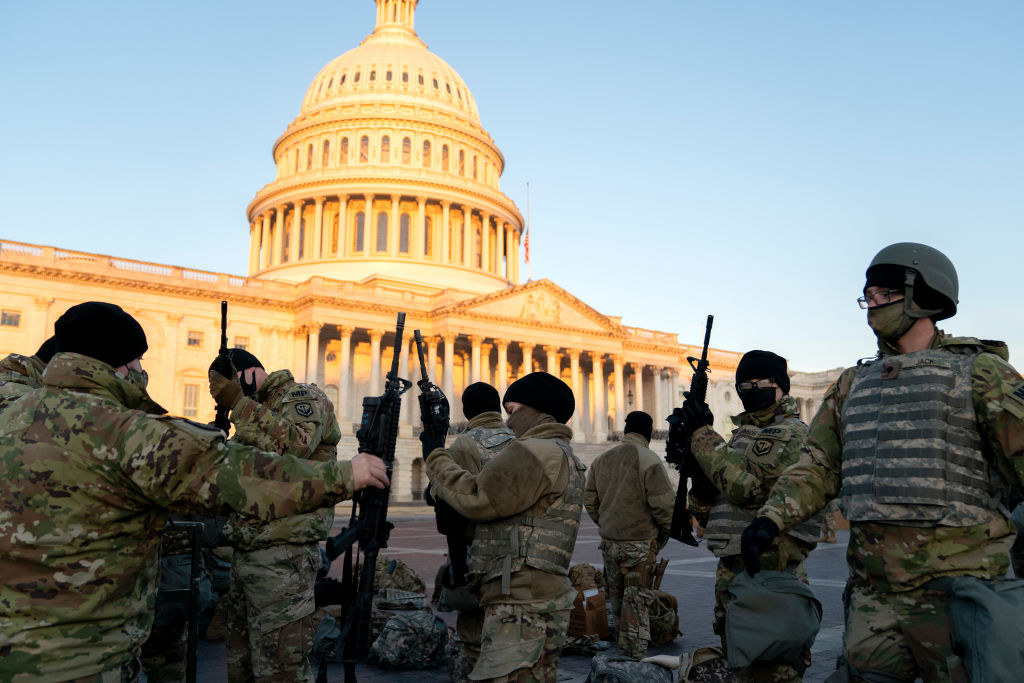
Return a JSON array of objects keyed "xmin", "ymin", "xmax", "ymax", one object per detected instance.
[
  {"xmin": 0, "ymin": 335, "xmax": 55, "ymax": 409},
  {"xmin": 680, "ymin": 350, "xmax": 820, "ymax": 681},
  {"xmin": 209, "ymin": 347, "xmax": 342, "ymax": 683},
  {"xmin": 0, "ymin": 301, "xmax": 388, "ymax": 682},
  {"xmin": 424, "ymin": 372, "xmax": 585, "ymax": 682},
  {"xmin": 437, "ymin": 382, "xmax": 517, "ymax": 682},
  {"xmin": 742, "ymin": 243, "xmax": 1024, "ymax": 682},
  {"xmin": 584, "ymin": 410, "xmax": 674, "ymax": 660}
]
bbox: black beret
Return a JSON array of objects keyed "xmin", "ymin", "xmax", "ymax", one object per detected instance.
[
  {"xmin": 463, "ymin": 382, "xmax": 501, "ymax": 420},
  {"xmin": 624, "ymin": 411, "xmax": 653, "ymax": 441},
  {"xmin": 503, "ymin": 371, "xmax": 575, "ymax": 424},
  {"xmin": 228, "ymin": 348, "xmax": 264, "ymax": 372},
  {"xmin": 736, "ymin": 350, "xmax": 790, "ymax": 395},
  {"xmin": 55, "ymin": 302, "xmax": 148, "ymax": 369}
]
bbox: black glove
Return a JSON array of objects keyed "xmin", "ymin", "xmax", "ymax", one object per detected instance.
[
  {"xmin": 690, "ymin": 466, "xmax": 719, "ymax": 502},
  {"xmin": 314, "ymin": 577, "xmax": 345, "ymax": 608},
  {"xmin": 419, "ymin": 429, "xmax": 445, "ymax": 460},
  {"xmin": 208, "ymin": 355, "xmax": 242, "ymax": 409},
  {"xmin": 680, "ymin": 391, "xmax": 714, "ymax": 431},
  {"xmin": 740, "ymin": 516, "xmax": 780, "ymax": 576},
  {"xmin": 426, "ymin": 486, "xmax": 469, "ymax": 537}
]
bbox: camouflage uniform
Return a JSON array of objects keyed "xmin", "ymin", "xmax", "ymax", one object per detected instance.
[
  {"xmin": 440, "ymin": 411, "xmax": 516, "ymax": 683},
  {"xmin": 584, "ymin": 431, "xmax": 674, "ymax": 659},
  {"xmin": 759, "ymin": 332, "xmax": 1024, "ymax": 682},
  {"xmin": 820, "ymin": 499, "xmax": 839, "ymax": 542},
  {"xmin": 689, "ymin": 395, "xmax": 818, "ymax": 682},
  {"xmin": 0, "ymin": 352, "xmax": 356, "ymax": 683},
  {"xmin": 0, "ymin": 353, "xmax": 45, "ymax": 411},
  {"xmin": 426, "ymin": 420, "xmax": 585, "ymax": 683},
  {"xmin": 221, "ymin": 369, "xmax": 341, "ymax": 683}
]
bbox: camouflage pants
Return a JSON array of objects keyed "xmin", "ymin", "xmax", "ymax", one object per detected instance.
[
  {"xmin": 469, "ymin": 591, "xmax": 575, "ymax": 682},
  {"xmin": 822, "ymin": 501, "xmax": 838, "ymax": 539},
  {"xmin": 600, "ymin": 538, "xmax": 656, "ymax": 660},
  {"xmin": 842, "ymin": 584, "xmax": 968, "ymax": 682},
  {"xmin": 65, "ymin": 657, "xmax": 141, "ymax": 683},
  {"xmin": 225, "ymin": 542, "xmax": 321, "ymax": 683},
  {"xmin": 715, "ymin": 558, "xmax": 806, "ymax": 683},
  {"xmin": 449, "ymin": 607, "xmax": 485, "ymax": 682}
]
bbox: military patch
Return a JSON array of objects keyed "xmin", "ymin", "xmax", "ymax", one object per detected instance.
[
  {"xmin": 1005, "ymin": 383, "xmax": 1024, "ymax": 419},
  {"xmin": 289, "ymin": 389, "xmax": 310, "ymax": 398},
  {"xmin": 761, "ymin": 427, "xmax": 782, "ymax": 436},
  {"xmin": 751, "ymin": 439, "xmax": 773, "ymax": 457},
  {"xmin": 294, "ymin": 402, "xmax": 313, "ymax": 418}
]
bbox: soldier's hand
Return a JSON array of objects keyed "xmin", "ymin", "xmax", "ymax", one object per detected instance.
[
  {"xmin": 740, "ymin": 516, "xmax": 780, "ymax": 576},
  {"xmin": 208, "ymin": 355, "xmax": 243, "ymax": 410},
  {"xmin": 419, "ymin": 429, "xmax": 445, "ymax": 460},
  {"xmin": 352, "ymin": 452, "xmax": 389, "ymax": 490},
  {"xmin": 681, "ymin": 391, "xmax": 714, "ymax": 430}
]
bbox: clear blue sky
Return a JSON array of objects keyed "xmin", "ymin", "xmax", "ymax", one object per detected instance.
[{"xmin": 2, "ymin": 1, "xmax": 1022, "ymax": 371}]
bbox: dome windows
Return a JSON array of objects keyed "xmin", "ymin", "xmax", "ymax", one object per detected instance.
[
  {"xmin": 340, "ymin": 74, "xmax": 346, "ymax": 85},
  {"xmin": 376, "ymin": 212, "xmax": 388, "ymax": 252},
  {"xmin": 307, "ymin": 143, "xmax": 313, "ymax": 170},
  {"xmin": 327, "ymin": 77, "xmax": 334, "ymax": 90},
  {"xmin": 386, "ymin": 70, "xmax": 392, "ymax": 81},
  {"xmin": 399, "ymin": 213, "xmax": 410, "ymax": 254},
  {"xmin": 424, "ymin": 216, "xmax": 432, "ymax": 256},
  {"xmin": 402, "ymin": 137, "xmax": 411, "ymax": 164},
  {"xmin": 340, "ymin": 137, "xmax": 349, "ymax": 164},
  {"xmin": 441, "ymin": 145, "xmax": 449, "ymax": 171},
  {"xmin": 458, "ymin": 149, "xmax": 465, "ymax": 176},
  {"xmin": 445, "ymin": 83, "xmax": 451, "ymax": 95},
  {"xmin": 422, "ymin": 140, "xmax": 431, "ymax": 168},
  {"xmin": 370, "ymin": 70, "xmax": 376, "ymax": 81},
  {"xmin": 432, "ymin": 78, "xmax": 438, "ymax": 89},
  {"xmin": 322, "ymin": 140, "xmax": 330, "ymax": 167},
  {"xmin": 402, "ymin": 71, "xmax": 409, "ymax": 83},
  {"xmin": 354, "ymin": 71, "xmax": 361, "ymax": 82},
  {"xmin": 360, "ymin": 136, "xmax": 369, "ymax": 163},
  {"xmin": 418, "ymin": 74, "xmax": 424, "ymax": 85},
  {"xmin": 381, "ymin": 135, "xmax": 390, "ymax": 162},
  {"xmin": 354, "ymin": 212, "xmax": 365, "ymax": 252},
  {"xmin": 472, "ymin": 155, "xmax": 477, "ymax": 179}
]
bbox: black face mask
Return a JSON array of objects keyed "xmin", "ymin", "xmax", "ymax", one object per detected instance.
[
  {"xmin": 738, "ymin": 386, "xmax": 776, "ymax": 413},
  {"xmin": 240, "ymin": 370, "xmax": 259, "ymax": 397}
]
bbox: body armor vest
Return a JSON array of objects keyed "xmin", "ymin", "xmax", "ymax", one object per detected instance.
[
  {"xmin": 468, "ymin": 439, "xmax": 586, "ymax": 594},
  {"xmin": 705, "ymin": 419, "xmax": 823, "ymax": 556},
  {"xmin": 839, "ymin": 346, "xmax": 1003, "ymax": 526},
  {"xmin": 465, "ymin": 425, "xmax": 516, "ymax": 466}
]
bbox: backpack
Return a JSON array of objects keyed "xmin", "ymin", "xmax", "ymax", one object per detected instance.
[
  {"xmin": 368, "ymin": 609, "xmax": 449, "ymax": 669},
  {"xmin": 374, "ymin": 555, "xmax": 427, "ymax": 594},
  {"xmin": 647, "ymin": 589, "xmax": 681, "ymax": 646},
  {"xmin": 584, "ymin": 654, "xmax": 674, "ymax": 683}
]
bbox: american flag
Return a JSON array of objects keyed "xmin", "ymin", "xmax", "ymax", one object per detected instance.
[{"xmin": 523, "ymin": 226, "xmax": 530, "ymax": 263}]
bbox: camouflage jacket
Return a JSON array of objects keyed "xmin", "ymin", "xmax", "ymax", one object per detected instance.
[
  {"xmin": 222, "ymin": 369, "xmax": 342, "ymax": 550},
  {"xmin": 0, "ymin": 353, "xmax": 44, "ymax": 411},
  {"xmin": 585, "ymin": 432, "xmax": 674, "ymax": 542},
  {"xmin": 426, "ymin": 422, "xmax": 583, "ymax": 605},
  {"xmin": 688, "ymin": 396, "xmax": 817, "ymax": 564},
  {"xmin": 0, "ymin": 353, "xmax": 355, "ymax": 682},
  {"xmin": 759, "ymin": 331, "xmax": 1024, "ymax": 591}
]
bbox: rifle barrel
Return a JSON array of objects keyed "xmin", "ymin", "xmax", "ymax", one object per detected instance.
[
  {"xmin": 699, "ymin": 314, "xmax": 713, "ymax": 364},
  {"xmin": 414, "ymin": 330, "xmax": 429, "ymax": 380},
  {"xmin": 389, "ymin": 313, "xmax": 406, "ymax": 377}
]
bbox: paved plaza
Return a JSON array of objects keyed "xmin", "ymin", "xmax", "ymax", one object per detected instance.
[{"xmin": 194, "ymin": 506, "xmax": 850, "ymax": 682}]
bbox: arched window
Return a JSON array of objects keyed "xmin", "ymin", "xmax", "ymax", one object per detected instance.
[
  {"xmin": 402, "ymin": 137, "xmax": 411, "ymax": 164},
  {"xmin": 355, "ymin": 212, "xmax": 365, "ymax": 252},
  {"xmin": 380, "ymin": 135, "xmax": 390, "ymax": 162},
  {"xmin": 369, "ymin": 70, "xmax": 376, "ymax": 81},
  {"xmin": 422, "ymin": 140, "xmax": 431, "ymax": 168},
  {"xmin": 294, "ymin": 150, "xmax": 299, "ymax": 173},
  {"xmin": 418, "ymin": 74, "xmax": 424, "ymax": 85},
  {"xmin": 399, "ymin": 213, "xmax": 410, "ymax": 253},
  {"xmin": 340, "ymin": 137, "xmax": 349, "ymax": 164},
  {"xmin": 432, "ymin": 78, "xmax": 438, "ymax": 89},
  {"xmin": 340, "ymin": 74, "xmax": 346, "ymax": 85},
  {"xmin": 445, "ymin": 82, "xmax": 451, "ymax": 94},
  {"xmin": 475, "ymin": 226, "xmax": 482, "ymax": 267},
  {"xmin": 298, "ymin": 217, "xmax": 306, "ymax": 259},
  {"xmin": 354, "ymin": 71, "xmax": 361, "ymax": 82},
  {"xmin": 376, "ymin": 212, "xmax": 388, "ymax": 251},
  {"xmin": 360, "ymin": 136, "xmax": 369, "ymax": 163},
  {"xmin": 458, "ymin": 149, "xmax": 465, "ymax": 176},
  {"xmin": 441, "ymin": 144, "xmax": 449, "ymax": 171},
  {"xmin": 424, "ymin": 216, "xmax": 432, "ymax": 256},
  {"xmin": 322, "ymin": 139, "xmax": 330, "ymax": 167},
  {"xmin": 332, "ymin": 214, "xmax": 339, "ymax": 254},
  {"xmin": 472, "ymin": 155, "xmax": 478, "ymax": 179},
  {"xmin": 402, "ymin": 71, "xmax": 409, "ymax": 83},
  {"xmin": 386, "ymin": 70, "xmax": 392, "ymax": 81},
  {"xmin": 283, "ymin": 226, "xmax": 290, "ymax": 262},
  {"xmin": 307, "ymin": 144, "xmax": 313, "ymax": 170}
]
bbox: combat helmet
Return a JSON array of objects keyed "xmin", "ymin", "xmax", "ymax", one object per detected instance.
[{"xmin": 866, "ymin": 242, "xmax": 958, "ymax": 321}]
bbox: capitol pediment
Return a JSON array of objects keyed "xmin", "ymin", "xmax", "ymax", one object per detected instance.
[{"xmin": 443, "ymin": 280, "xmax": 621, "ymax": 335}]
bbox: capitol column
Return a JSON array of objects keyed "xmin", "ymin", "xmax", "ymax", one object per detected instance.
[
  {"xmin": 415, "ymin": 197, "xmax": 426, "ymax": 258},
  {"xmin": 632, "ymin": 362, "xmax": 645, "ymax": 415},
  {"xmin": 441, "ymin": 201, "xmax": 451, "ymax": 263},
  {"xmin": 511, "ymin": 231, "xmax": 520, "ymax": 284},
  {"xmin": 365, "ymin": 194, "xmax": 375, "ymax": 252},
  {"xmin": 480, "ymin": 342, "xmax": 493, "ymax": 384},
  {"xmin": 651, "ymin": 367, "xmax": 664, "ymax": 429},
  {"xmin": 306, "ymin": 323, "xmax": 323, "ymax": 385},
  {"xmin": 312, "ymin": 196, "xmax": 325, "ymax": 260},
  {"xmin": 612, "ymin": 355, "xmax": 625, "ymax": 433},
  {"xmin": 481, "ymin": 213, "xmax": 491, "ymax": 273},
  {"xmin": 520, "ymin": 342, "xmax": 534, "ymax": 375},
  {"xmin": 505, "ymin": 226, "xmax": 514, "ymax": 281},
  {"xmin": 337, "ymin": 325, "xmax": 354, "ymax": 426},
  {"xmin": 389, "ymin": 195, "xmax": 400, "ymax": 256},
  {"xmin": 248, "ymin": 220, "xmax": 260, "ymax": 273},
  {"xmin": 544, "ymin": 345, "xmax": 559, "ymax": 376},
  {"xmin": 272, "ymin": 205, "xmax": 285, "ymax": 266},
  {"xmin": 469, "ymin": 336, "xmax": 483, "ymax": 384},
  {"xmin": 338, "ymin": 194, "xmax": 350, "ymax": 257},
  {"xmin": 369, "ymin": 329, "xmax": 384, "ymax": 389},
  {"xmin": 292, "ymin": 200, "xmax": 303, "ymax": 259},
  {"xmin": 442, "ymin": 333, "xmax": 456, "ymax": 408},
  {"xmin": 495, "ymin": 220, "xmax": 505, "ymax": 277},
  {"xmin": 292, "ymin": 326, "xmax": 307, "ymax": 383},
  {"xmin": 462, "ymin": 208, "xmax": 473, "ymax": 267},
  {"xmin": 495, "ymin": 339, "xmax": 509, "ymax": 395},
  {"xmin": 568, "ymin": 348, "xmax": 583, "ymax": 443},
  {"xmin": 259, "ymin": 212, "xmax": 271, "ymax": 269},
  {"xmin": 591, "ymin": 352, "xmax": 607, "ymax": 443},
  {"xmin": 425, "ymin": 336, "xmax": 439, "ymax": 385}
]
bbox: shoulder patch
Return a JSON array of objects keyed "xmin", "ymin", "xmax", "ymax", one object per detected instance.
[
  {"xmin": 751, "ymin": 438, "xmax": 774, "ymax": 457},
  {"xmin": 760, "ymin": 427, "xmax": 783, "ymax": 436},
  {"xmin": 294, "ymin": 402, "xmax": 314, "ymax": 418},
  {"xmin": 1005, "ymin": 383, "xmax": 1024, "ymax": 420}
]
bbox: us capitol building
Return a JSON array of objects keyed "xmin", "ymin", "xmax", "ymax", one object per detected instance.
[{"xmin": 0, "ymin": 0, "xmax": 838, "ymax": 499}]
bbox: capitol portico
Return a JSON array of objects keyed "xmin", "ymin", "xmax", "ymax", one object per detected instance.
[{"xmin": 0, "ymin": 0, "xmax": 838, "ymax": 501}]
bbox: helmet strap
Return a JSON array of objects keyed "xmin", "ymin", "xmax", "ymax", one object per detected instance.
[{"xmin": 902, "ymin": 268, "xmax": 942, "ymax": 319}]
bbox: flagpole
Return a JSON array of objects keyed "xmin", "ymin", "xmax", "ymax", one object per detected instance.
[{"xmin": 525, "ymin": 182, "xmax": 531, "ymax": 282}]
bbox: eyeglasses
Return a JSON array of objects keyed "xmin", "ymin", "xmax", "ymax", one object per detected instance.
[
  {"xmin": 737, "ymin": 379, "xmax": 776, "ymax": 391},
  {"xmin": 857, "ymin": 289, "xmax": 903, "ymax": 309}
]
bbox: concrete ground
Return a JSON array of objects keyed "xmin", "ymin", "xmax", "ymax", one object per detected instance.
[{"xmin": 195, "ymin": 508, "xmax": 850, "ymax": 682}]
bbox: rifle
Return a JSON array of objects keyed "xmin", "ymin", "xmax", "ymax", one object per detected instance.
[
  {"xmin": 162, "ymin": 520, "xmax": 204, "ymax": 683},
  {"xmin": 664, "ymin": 314, "xmax": 714, "ymax": 546},
  {"xmin": 412, "ymin": 331, "xmax": 462, "ymax": 586},
  {"xmin": 320, "ymin": 312, "xmax": 411, "ymax": 683},
  {"xmin": 214, "ymin": 300, "xmax": 231, "ymax": 433}
]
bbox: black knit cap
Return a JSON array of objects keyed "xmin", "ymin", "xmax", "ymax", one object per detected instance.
[
  {"xmin": 736, "ymin": 350, "xmax": 790, "ymax": 394},
  {"xmin": 624, "ymin": 411, "xmax": 653, "ymax": 441},
  {"xmin": 54, "ymin": 302, "xmax": 148, "ymax": 369},
  {"xmin": 463, "ymin": 382, "xmax": 501, "ymax": 420},
  {"xmin": 35, "ymin": 336, "xmax": 57, "ymax": 364},
  {"xmin": 228, "ymin": 348, "xmax": 264, "ymax": 372},
  {"xmin": 865, "ymin": 264, "xmax": 947, "ymax": 311},
  {"xmin": 503, "ymin": 371, "xmax": 575, "ymax": 424}
]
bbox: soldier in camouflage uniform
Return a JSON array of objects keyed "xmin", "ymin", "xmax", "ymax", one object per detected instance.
[
  {"xmin": 0, "ymin": 301, "xmax": 388, "ymax": 683},
  {"xmin": 0, "ymin": 336, "xmax": 55, "ymax": 410},
  {"xmin": 584, "ymin": 411, "xmax": 674, "ymax": 660},
  {"xmin": 424, "ymin": 372, "xmax": 584, "ymax": 683},
  {"xmin": 680, "ymin": 350, "xmax": 820, "ymax": 682},
  {"xmin": 208, "ymin": 348, "xmax": 342, "ymax": 683},
  {"xmin": 437, "ymin": 382, "xmax": 517, "ymax": 682},
  {"xmin": 743, "ymin": 243, "xmax": 1024, "ymax": 682}
]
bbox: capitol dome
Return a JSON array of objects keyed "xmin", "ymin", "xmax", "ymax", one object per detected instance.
[{"xmin": 246, "ymin": 0, "xmax": 524, "ymax": 293}]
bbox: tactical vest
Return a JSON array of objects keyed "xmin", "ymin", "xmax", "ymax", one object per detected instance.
[
  {"xmin": 839, "ymin": 346, "xmax": 1003, "ymax": 526},
  {"xmin": 464, "ymin": 424, "xmax": 516, "ymax": 466},
  {"xmin": 468, "ymin": 439, "xmax": 586, "ymax": 594},
  {"xmin": 705, "ymin": 420, "xmax": 823, "ymax": 557}
]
